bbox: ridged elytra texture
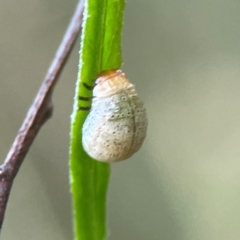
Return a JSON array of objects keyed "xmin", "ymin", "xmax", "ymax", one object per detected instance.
[{"xmin": 82, "ymin": 70, "xmax": 148, "ymax": 162}]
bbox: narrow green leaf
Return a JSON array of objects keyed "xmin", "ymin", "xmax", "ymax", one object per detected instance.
[{"xmin": 69, "ymin": 0, "xmax": 125, "ymax": 239}]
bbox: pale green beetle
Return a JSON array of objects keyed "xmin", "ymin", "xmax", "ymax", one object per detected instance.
[{"xmin": 82, "ymin": 70, "xmax": 148, "ymax": 163}]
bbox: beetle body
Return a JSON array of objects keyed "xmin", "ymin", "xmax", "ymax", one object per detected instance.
[{"xmin": 82, "ymin": 70, "xmax": 148, "ymax": 163}]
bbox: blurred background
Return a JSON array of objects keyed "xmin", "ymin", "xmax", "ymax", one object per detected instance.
[{"xmin": 1, "ymin": 0, "xmax": 240, "ymax": 239}]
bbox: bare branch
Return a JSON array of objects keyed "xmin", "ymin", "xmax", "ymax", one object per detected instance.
[{"xmin": 0, "ymin": 0, "xmax": 84, "ymax": 229}]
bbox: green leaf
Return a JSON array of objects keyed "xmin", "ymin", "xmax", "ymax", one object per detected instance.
[{"xmin": 69, "ymin": 0, "xmax": 125, "ymax": 239}]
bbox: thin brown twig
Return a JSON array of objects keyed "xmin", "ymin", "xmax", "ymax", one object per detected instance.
[{"xmin": 0, "ymin": 0, "xmax": 84, "ymax": 229}]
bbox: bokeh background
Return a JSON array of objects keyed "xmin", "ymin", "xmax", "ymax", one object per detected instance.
[{"xmin": 1, "ymin": 0, "xmax": 240, "ymax": 239}]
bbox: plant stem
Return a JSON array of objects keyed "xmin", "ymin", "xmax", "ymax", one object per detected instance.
[
  {"xmin": 0, "ymin": 0, "xmax": 84, "ymax": 231},
  {"xmin": 69, "ymin": 0, "xmax": 125, "ymax": 239}
]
